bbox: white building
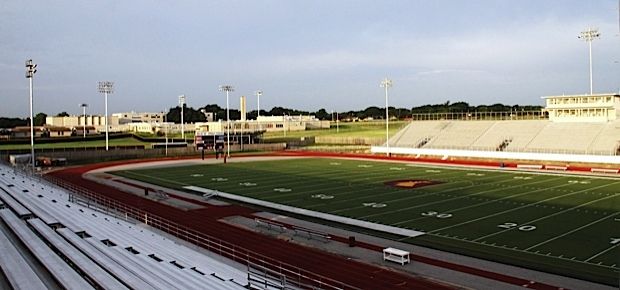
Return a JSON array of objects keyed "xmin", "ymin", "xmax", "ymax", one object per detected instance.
[
  {"xmin": 543, "ymin": 93, "xmax": 620, "ymax": 122},
  {"xmin": 112, "ymin": 111, "xmax": 164, "ymax": 124},
  {"xmin": 194, "ymin": 115, "xmax": 329, "ymax": 135}
]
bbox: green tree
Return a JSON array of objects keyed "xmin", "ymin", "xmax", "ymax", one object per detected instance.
[{"xmin": 33, "ymin": 112, "xmax": 47, "ymax": 126}]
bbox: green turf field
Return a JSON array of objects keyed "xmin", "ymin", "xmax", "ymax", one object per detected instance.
[
  {"xmin": 111, "ymin": 157, "xmax": 620, "ymax": 285},
  {"xmin": 0, "ymin": 137, "xmax": 149, "ymax": 150},
  {"xmin": 262, "ymin": 120, "xmax": 407, "ymax": 139}
]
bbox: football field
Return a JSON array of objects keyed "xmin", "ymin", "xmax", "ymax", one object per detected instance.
[{"xmin": 111, "ymin": 157, "xmax": 620, "ymax": 285}]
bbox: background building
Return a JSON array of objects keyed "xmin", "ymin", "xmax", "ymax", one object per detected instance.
[{"xmin": 543, "ymin": 93, "xmax": 620, "ymax": 122}]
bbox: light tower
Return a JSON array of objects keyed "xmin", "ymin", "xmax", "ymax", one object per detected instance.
[
  {"xmin": 178, "ymin": 95, "xmax": 186, "ymax": 141},
  {"xmin": 79, "ymin": 103, "xmax": 88, "ymax": 138},
  {"xmin": 25, "ymin": 59, "xmax": 37, "ymax": 169},
  {"xmin": 254, "ymin": 90, "xmax": 262, "ymax": 119},
  {"xmin": 219, "ymin": 85, "xmax": 234, "ymax": 158},
  {"xmin": 578, "ymin": 28, "xmax": 600, "ymax": 95},
  {"xmin": 98, "ymin": 81, "xmax": 114, "ymax": 151},
  {"xmin": 380, "ymin": 78, "xmax": 393, "ymax": 157},
  {"xmin": 255, "ymin": 90, "xmax": 263, "ymax": 130}
]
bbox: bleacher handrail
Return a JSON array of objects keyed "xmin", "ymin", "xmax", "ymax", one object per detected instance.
[
  {"xmin": 38, "ymin": 171, "xmax": 358, "ymax": 290},
  {"xmin": 410, "ymin": 110, "xmax": 547, "ymax": 121}
]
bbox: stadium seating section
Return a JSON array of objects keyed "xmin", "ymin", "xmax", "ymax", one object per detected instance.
[
  {"xmin": 0, "ymin": 163, "xmax": 247, "ymax": 290},
  {"xmin": 389, "ymin": 120, "xmax": 620, "ymax": 155}
]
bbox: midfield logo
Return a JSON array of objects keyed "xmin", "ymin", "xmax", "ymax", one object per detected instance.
[{"xmin": 384, "ymin": 179, "xmax": 443, "ymax": 189}]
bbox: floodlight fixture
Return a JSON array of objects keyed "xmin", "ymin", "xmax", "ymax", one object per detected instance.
[
  {"xmin": 219, "ymin": 84, "xmax": 234, "ymax": 158},
  {"xmin": 98, "ymin": 81, "xmax": 114, "ymax": 151},
  {"xmin": 25, "ymin": 59, "xmax": 37, "ymax": 169},
  {"xmin": 578, "ymin": 28, "xmax": 600, "ymax": 95},
  {"xmin": 80, "ymin": 103, "xmax": 88, "ymax": 138},
  {"xmin": 380, "ymin": 78, "xmax": 393, "ymax": 157}
]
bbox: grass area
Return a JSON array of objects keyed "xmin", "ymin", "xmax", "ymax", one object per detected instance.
[
  {"xmin": 111, "ymin": 157, "xmax": 620, "ymax": 286},
  {"xmin": 262, "ymin": 120, "xmax": 408, "ymax": 140},
  {"xmin": 0, "ymin": 137, "xmax": 149, "ymax": 150}
]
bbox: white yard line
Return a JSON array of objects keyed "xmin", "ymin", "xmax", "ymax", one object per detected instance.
[
  {"xmin": 473, "ymin": 190, "xmax": 620, "ymax": 242},
  {"xmin": 430, "ymin": 181, "xmax": 620, "ymax": 234},
  {"xmin": 585, "ymin": 244, "xmax": 620, "ymax": 263},
  {"xmin": 359, "ymin": 176, "xmax": 567, "ymax": 220},
  {"xmin": 391, "ymin": 178, "xmax": 571, "ymax": 226},
  {"xmin": 327, "ymin": 174, "xmax": 508, "ymax": 214},
  {"xmin": 184, "ymin": 185, "xmax": 426, "ymax": 238},
  {"xmin": 118, "ymin": 170, "xmax": 188, "ymax": 186},
  {"xmin": 419, "ymin": 232, "xmax": 618, "ymax": 269},
  {"xmin": 524, "ymin": 212, "xmax": 620, "ymax": 251}
]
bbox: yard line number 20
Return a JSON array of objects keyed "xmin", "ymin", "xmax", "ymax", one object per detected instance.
[
  {"xmin": 421, "ymin": 211, "xmax": 452, "ymax": 219},
  {"xmin": 498, "ymin": 222, "xmax": 537, "ymax": 231}
]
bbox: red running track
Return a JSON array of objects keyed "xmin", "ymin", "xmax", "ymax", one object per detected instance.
[{"xmin": 49, "ymin": 160, "xmax": 452, "ymax": 290}]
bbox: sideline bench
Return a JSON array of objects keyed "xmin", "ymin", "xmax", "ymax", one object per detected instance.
[
  {"xmin": 545, "ymin": 165, "xmax": 567, "ymax": 171},
  {"xmin": 517, "ymin": 164, "xmax": 543, "ymax": 170},
  {"xmin": 254, "ymin": 218, "xmax": 287, "ymax": 233},
  {"xmin": 291, "ymin": 225, "xmax": 331, "ymax": 243},
  {"xmin": 591, "ymin": 168, "xmax": 619, "ymax": 174},
  {"xmin": 383, "ymin": 247, "xmax": 410, "ymax": 265}
]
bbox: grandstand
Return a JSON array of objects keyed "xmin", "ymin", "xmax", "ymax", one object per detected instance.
[
  {"xmin": 377, "ymin": 119, "xmax": 620, "ymax": 163},
  {"xmin": 387, "ymin": 119, "xmax": 619, "ymax": 154},
  {"xmin": 0, "ymin": 163, "xmax": 248, "ymax": 290},
  {"xmin": 375, "ymin": 93, "xmax": 620, "ymax": 164}
]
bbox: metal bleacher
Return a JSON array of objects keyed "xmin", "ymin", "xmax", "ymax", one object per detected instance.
[
  {"xmin": 0, "ymin": 164, "xmax": 248, "ymax": 290},
  {"xmin": 0, "ymin": 221, "xmax": 48, "ymax": 290},
  {"xmin": 425, "ymin": 120, "xmax": 495, "ymax": 148},
  {"xmin": 390, "ymin": 119, "xmax": 620, "ymax": 155}
]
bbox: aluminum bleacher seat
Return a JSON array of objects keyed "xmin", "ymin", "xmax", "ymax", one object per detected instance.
[
  {"xmin": 0, "ymin": 180, "xmax": 60, "ymax": 226},
  {"xmin": 28, "ymin": 218, "xmax": 130, "ymax": 290},
  {"xmin": 525, "ymin": 122, "xmax": 604, "ymax": 153},
  {"xmin": 56, "ymin": 227, "xmax": 160, "ymax": 290},
  {"xmin": 0, "ymin": 163, "xmax": 248, "ymax": 290},
  {"xmin": 0, "ymin": 186, "xmax": 32, "ymax": 218},
  {"xmin": 424, "ymin": 121, "xmax": 495, "ymax": 148},
  {"xmin": 588, "ymin": 120, "xmax": 620, "ymax": 154},
  {"xmin": 0, "ymin": 210, "xmax": 95, "ymax": 290},
  {"xmin": 0, "ymin": 225, "xmax": 47, "ymax": 290},
  {"xmin": 71, "ymin": 210, "xmax": 245, "ymax": 289}
]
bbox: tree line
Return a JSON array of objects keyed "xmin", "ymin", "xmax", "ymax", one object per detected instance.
[{"xmin": 0, "ymin": 101, "xmax": 543, "ymax": 128}]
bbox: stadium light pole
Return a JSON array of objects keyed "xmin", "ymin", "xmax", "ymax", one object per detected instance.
[
  {"xmin": 163, "ymin": 112, "xmax": 168, "ymax": 156},
  {"xmin": 219, "ymin": 85, "xmax": 234, "ymax": 158},
  {"xmin": 25, "ymin": 59, "xmax": 37, "ymax": 169},
  {"xmin": 254, "ymin": 90, "xmax": 262, "ymax": 119},
  {"xmin": 79, "ymin": 103, "xmax": 88, "ymax": 138},
  {"xmin": 381, "ymin": 78, "xmax": 393, "ymax": 157},
  {"xmin": 178, "ymin": 95, "xmax": 186, "ymax": 142},
  {"xmin": 98, "ymin": 81, "xmax": 114, "ymax": 151},
  {"xmin": 578, "ymin": 28, "xmax": 600, "ymax": 95},
  {"xmin": 336, "ymin": 111, "xmax": 339, "ymax": 133},
  {"xmin": 255, "ymin": 90, "xmax": 262, "ymax": 131}
]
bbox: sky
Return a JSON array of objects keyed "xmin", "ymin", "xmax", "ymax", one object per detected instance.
[{"xmin": 0, "ymin": 0, "xmax": 619, "ymax": 117}]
